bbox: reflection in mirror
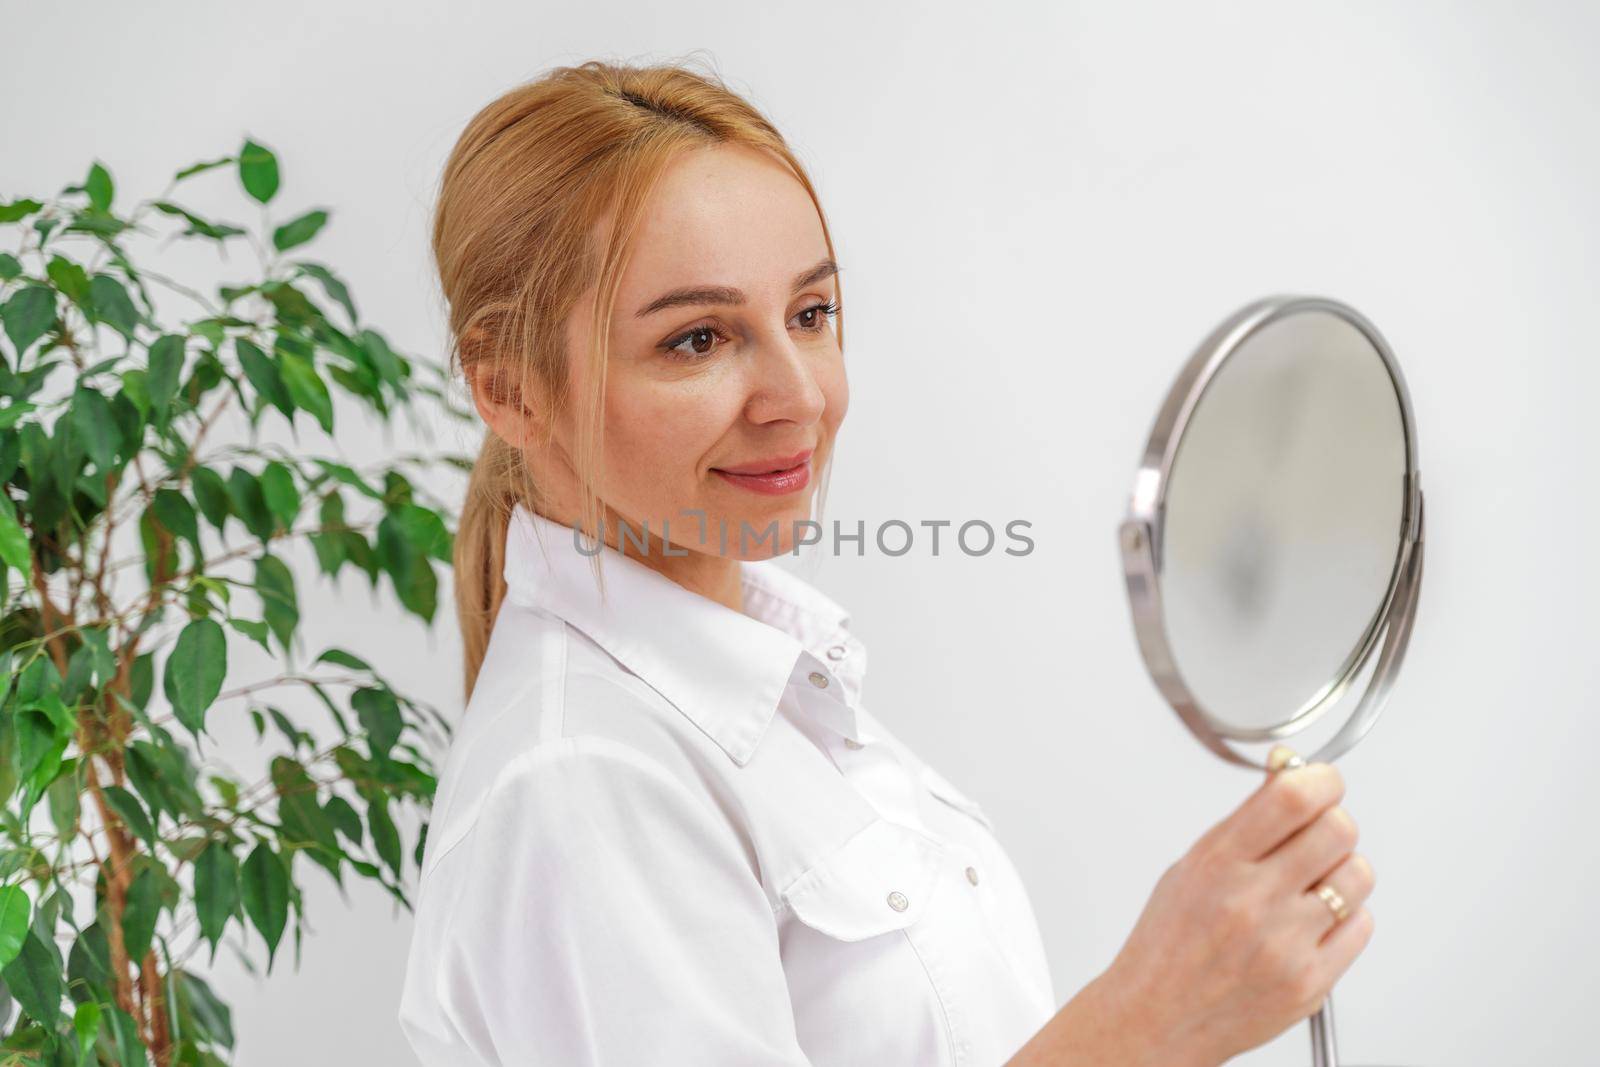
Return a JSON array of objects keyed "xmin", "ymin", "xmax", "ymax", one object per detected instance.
[{"xmin": 1161, "ymin": 310, "xmax": 1408, "ymax": 734}]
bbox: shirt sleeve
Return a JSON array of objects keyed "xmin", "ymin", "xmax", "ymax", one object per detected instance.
[{"xmin": 411, "ymin": 734, "xmax": 814, "ymax": 1066}]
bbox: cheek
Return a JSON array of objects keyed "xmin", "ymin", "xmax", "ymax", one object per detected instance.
[
  {"xmin": 604, "ymin": 378, "xmax": 733, "ymax": 483},
  {"xmin": 823, "ymin": 356, "xmax": 850, "ymax": 432}
]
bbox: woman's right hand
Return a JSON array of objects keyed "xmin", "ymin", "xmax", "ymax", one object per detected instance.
[{"xmin": 1089, "ymin": 748, "xmax": 1377, "ymax": 1066}]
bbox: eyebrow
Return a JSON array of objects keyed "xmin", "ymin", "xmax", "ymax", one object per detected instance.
[{"xmin": 634, "ymin": 258, "xmax": 840, "ymax": 318}]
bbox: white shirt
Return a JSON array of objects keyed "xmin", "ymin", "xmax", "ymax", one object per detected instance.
[{"xmin": 398, "ymin": 502, "xmax": 1057, "ymax": 1066}]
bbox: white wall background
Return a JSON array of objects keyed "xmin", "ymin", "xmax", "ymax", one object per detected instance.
[{"xmin": 5, "ymin": 2, "xmax": 1596, "ymax": 1063}]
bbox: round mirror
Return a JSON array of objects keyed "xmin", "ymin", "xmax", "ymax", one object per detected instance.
[
  {"xmin": 1119, "ymin": 295, "xmax": 1425, "ymax": 768},
  {"xmin": 1118, "ymin": 295, "xmax": 1427, "ymax": 1067},
  {"xmin": 1162, "ymin": 308, "xmax": 1408, "ymax": 735}
]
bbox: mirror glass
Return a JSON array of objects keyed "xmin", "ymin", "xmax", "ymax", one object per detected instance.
[{"xmin": 1161, "ymin": 309, "xmax": 1409, "ymax": 734}]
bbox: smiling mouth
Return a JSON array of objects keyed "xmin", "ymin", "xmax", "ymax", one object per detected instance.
[{"xmin": 711, "ymin": 449, "xmax": 814, "ymax": 496}]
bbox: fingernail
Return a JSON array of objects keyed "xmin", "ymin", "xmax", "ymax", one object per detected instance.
[{"xmin": 1266, "ymin": 744, "xmax": 1303, "ymax": 772}]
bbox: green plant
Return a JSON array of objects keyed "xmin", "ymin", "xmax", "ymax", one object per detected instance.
[{"xmin": 0, "ymin": 140, "xmax": 469, "ymax": 1064}]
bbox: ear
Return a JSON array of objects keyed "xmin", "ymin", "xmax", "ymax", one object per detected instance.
[{"xmin": 464, "ymin": 345, "xmax": 547, "ymax": 450}]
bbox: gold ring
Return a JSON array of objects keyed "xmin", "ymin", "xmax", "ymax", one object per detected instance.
[{"xmin": 1315, "ymin": 883, "xmax": 1351, "ymax": 923}]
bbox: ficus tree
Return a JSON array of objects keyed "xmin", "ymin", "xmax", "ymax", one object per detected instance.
[{"xmin": 0, "ymin": 139, "xmax": 468, "ymax": 1064}]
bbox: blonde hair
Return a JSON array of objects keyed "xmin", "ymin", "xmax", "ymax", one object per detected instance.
[{"xmin": 433, "ymin": 57, "xmax": 845, "ymax": 701}]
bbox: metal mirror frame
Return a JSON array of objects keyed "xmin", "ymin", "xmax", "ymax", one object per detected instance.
[{"xmin": 1119, "ymin": 294, "xmax": 1426, "ymax": 772}]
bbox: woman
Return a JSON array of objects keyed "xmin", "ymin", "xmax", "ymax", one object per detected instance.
[{"xmin": 398, "ymin": 59, "xmax": 1375, "ymax": 1066}]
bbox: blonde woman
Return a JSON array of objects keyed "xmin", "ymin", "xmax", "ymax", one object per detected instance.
[{"xmin": 398, "ymin": 59, "xmax": 1375, "ymax": 1066}]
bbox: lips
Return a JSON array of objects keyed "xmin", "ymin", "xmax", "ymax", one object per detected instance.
[
  {"xmin": 711, "ymin": 449, "xmax": 814, "ymax": 496},
  {"xmin": 712, "ymin": 449, "xmax": 814, "ymax": 476}
]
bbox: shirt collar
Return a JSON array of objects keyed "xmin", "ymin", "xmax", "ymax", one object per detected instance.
[{"xmin": 500, "ymin": 502, "xmax": 868, "ymax": 765}]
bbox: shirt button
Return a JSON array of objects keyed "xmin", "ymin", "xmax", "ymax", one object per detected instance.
[
  {"xmin": 826, "ymin": 645, "xmax": 847, "ymax": 661},
  {"xmin": 843, "ymin": 737, "xmax": 864, "ymax": 750},
  {"xmin": 966, "ymin": 866, "xmax": 980, "ymax": 886},
  {"xmin": 886, "ymin": 891, "xmax": 909, "ymax": 912},
  {"xmin": 807, "ymin": 671, "xmax": 829, "ymax": 689}
]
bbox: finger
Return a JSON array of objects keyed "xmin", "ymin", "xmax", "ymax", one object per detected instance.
[
  {"xmin": 1213, "ymin": 762, "xmax": 1345, "ymax": 861},
  {"xmin": 1262, "ymin": 804, "xmax": 1359, "ymax": 892},
  {"xmin": 1194, "ymin": 745, "xmax": 1302, "ymax": 856},
  {"xmin": 1301, "ymin": 853, "xmax": 1376, "ymax": 943},
  {"xmin": 1265, "ymin": 744, "xmax": 1303, "ymax": 774},
  {"xmin": 1315, "ymin": 904, "xmax": 1375, "ymax": 987}
]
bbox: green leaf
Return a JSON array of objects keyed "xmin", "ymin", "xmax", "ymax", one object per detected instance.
[
  {"xmin": 315, "ymin": 647, "xmax": 371, "ymax": 672},
  {"xmin": 226, "ymin": 616, "xmax": 271, "ymax": 651},
  {"xmin": 226, "ymin": 467, "xmax": 275, "ymax": 540},
  {"xmin": 271, "ymin": 757, "xmax": 341, "ymax": 882},
  {"xmin": 15, "ymin": 709, "xmax": 59, "ymax": 784},
  {"xmin": 0, "ymin": 400, "xmax": 37, "ymax": 433},
  {"xmin": 209, "ymin": 775, "xmax": 239, "ymax": 809},
  {"xmin": 323, "ymin": 795, "xmax": 362, "ymax": 846},
  {"xmin": 391, "ymin": 503, "xmax": 452, "ymax": 563},
  {"xmin": 190, "ymin": 465, "xmax": 232, "ymax": 534},
  {"xmin": 107, "ymin": 1006, "xmax": 143, "ymax": 1066},
  {"xmin": 162, "ymin": 618, "xmax": 227, "ymax": 736},
  {"xmin": 126, "ymin": 737, "xmax": 203, "ymax": 821},
  {"xmin": 277, "ymin": 348, "xmax": 333, "ymax": 433},
  {"xmin": 0, "ymin": 199, "xmax": 44, "ymax": 223},
  {"xmin": 0, "ymin": 492, "xmax": 32, "ymax": 576},
  {"xmin": 0, "ymin": 929, "xmax": 60, "ymax": 1029},
  {"xmin": 129, "ymin": 652, "xmax": 154, "ymax": 711},
  {"xmin": 351, "ymin": 687, "xmax": 402, "ymax": 758},
  {"xmin": 67, "ymin": 922, "xmax": 111, "ymax": 998},
  {"xmin": 151, "ymin": 488, "xmax": 200, "ymax": 553},
  {"xmin": 46, "ymin": 763, "xmax": 80, "ymax": 838},
  {"xmin": 296, "ymin": 262, "xmax": 357, "ymax": 325},
  {"xmin": 238, "ymin": 139, "xmax": 280, "ymax": 204},
  {"xmin": 72, "ymin": 1001, "xmax": 100, "ymax": 1063},
  {"xmin": 254, "ymin": 553, "xmax": 299, "ymax": 653},
  {"xmin": 175, "ymin": 156, "xmax": 232, "ymax": 182},
  {"xmin": 175, "ymin": 968, "xmax": 235, "ymax": 1049},
  {"xmin": 267, "ymin": 706, "xmax": 305, "ymax": 750},
  {"xmin": 358, "ymin": 329, "xmax": 407, "ymax": 391},
  {"xmin": 193, "ymin": 842, "xmax": 239, "ymax": 956},
  {"xmin": 259, "ymin": 461, "xmax": 300, "ymax": 529},
  {"xmin": 2, "ymin": 285, "xmax": 56, "ymax": 355},
  {"xmin": 377, "ymin": 510, "xmax": 438, "ymax": 621},
  {"xmin": 45, "ymin": 255, "xmax": 91, "ymax": 306},
  {"xmin": 87, "ymin": 273, "xmax": 139, "ymax": 338},
  {"xmin": 235, "ymin": 338, "xmax": 293, "ymax": 421},
  {"xmin": 0, "ymin": 886, "xmax": 32, "ymax": 968},
  {"xmin": 240, "ymin": 842, "xmax": 288, "ymax": 964},
  {"xmin": 150, "ymin": 200, "xmax": 247, "ymax": 241},
  {"xmin": 101, "ymin": 784, "xmax": 157, "ymax": 851},
  {"xmin": 272, "ymin": 209, "xmax": 328, "ymax": 252},
  {"xmin": 84, "ymin": 162, "xmax": 114, "ymax": 212},
  {"xmin": 121, "ymin": 866, "xmax": 161, "ymax": 961},
  {"xmin": 367, "ymin": 796, "xmax": 402, "ymax": 875},
  {"xmin": 314, "ymin": 459, "xmax": 381, "ymax": 500},
  {"xmin": 70, "ymin": 386, "xmax": 117, "ymax": 471},
  {"xmin": 146, "ymin": 333, "xmax": 186, "ymax": 421}
]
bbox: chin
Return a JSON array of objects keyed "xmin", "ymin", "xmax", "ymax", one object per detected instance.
[{"xmin": 718, "ymin": 498, "xmax": 816, "ymax": 561}]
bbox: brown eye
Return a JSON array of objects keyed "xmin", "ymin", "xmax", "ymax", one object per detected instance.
[
  {"xmin": 684, "ymin": 327, "xmax": 716, "ymax": 354},
  {"xmin": 793, "ymin": 299, "xmax": 840, "ymax": 333},
  {"xmin": 661, "ymin": 324, "xmax": 725, "ymax": 361}
]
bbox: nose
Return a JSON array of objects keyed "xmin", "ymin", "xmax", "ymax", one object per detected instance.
[{"xmin": 743, "ymin": 334, "xmax": 827, "ymax": 427}]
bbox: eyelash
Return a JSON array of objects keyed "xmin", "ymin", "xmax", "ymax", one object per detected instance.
[{"xmin": 659, "ymin": 299, "xmax": 840, "ymax": 362}]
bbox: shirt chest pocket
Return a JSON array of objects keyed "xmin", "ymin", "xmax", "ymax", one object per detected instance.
[{"xmin": 780, "ymin": 818, "xmax": 948, "ymax": 941}]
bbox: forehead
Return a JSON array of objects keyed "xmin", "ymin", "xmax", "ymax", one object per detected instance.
[{"xmin": 615, "ymin": 143, "xmax": 830, "ymax": 301}]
